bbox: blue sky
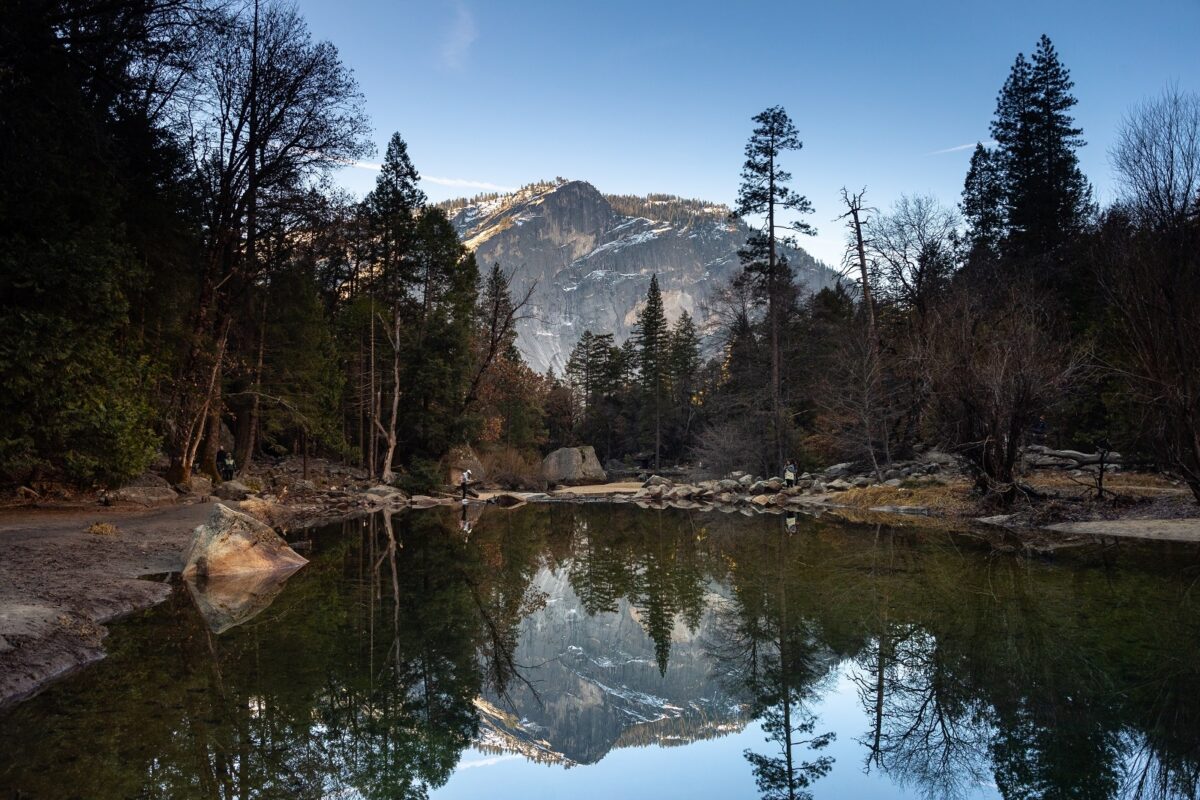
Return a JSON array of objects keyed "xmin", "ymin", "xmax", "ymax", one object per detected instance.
[{"xmin": 297, "ymin": 0, "xmax": 1200, "ymax": 267}]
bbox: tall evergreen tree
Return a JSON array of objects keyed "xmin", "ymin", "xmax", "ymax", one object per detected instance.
[
  {"xmin": 634, "ymin": 275, "xmax": 669, "ymax": 469},
  {"xmin": 990, "ymin": 35, "xmax": 1091, "ymax": 260},
  {"xmin": 733, "ymin": 106, "xmax": 814, "ymax": 472}
]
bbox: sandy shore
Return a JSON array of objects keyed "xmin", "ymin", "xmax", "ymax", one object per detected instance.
[{"xmin": 0, "ymin": 501, "xmax": 216, "ymax": 711}]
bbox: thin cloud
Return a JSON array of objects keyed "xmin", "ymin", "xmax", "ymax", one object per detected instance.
[
  {"xmin": 347, "ymin": 161, "xmax": 513, "ymax": 192},
  {"xmin": 927, "ymin": 140, "xmax": 997, "ymax": 156},
  {"xmin": 441, "ymin": 3, "xmax": 478, "ymax": 69}
]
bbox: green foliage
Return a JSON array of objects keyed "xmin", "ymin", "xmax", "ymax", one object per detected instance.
[{"xmin": 0, "ymin": 5, "xmax": 157, "ymax": 486}]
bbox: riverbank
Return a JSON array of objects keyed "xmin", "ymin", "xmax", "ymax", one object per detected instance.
[
  {"xmin": 2, "ymin": 463, "xmax": 1196, "ymax": 712},
  {"xmin": 0, "ymin": 501, "xmax": 216, "ymax": 711}
]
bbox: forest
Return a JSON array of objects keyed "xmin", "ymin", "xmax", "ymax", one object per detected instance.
[{"xmin": 2, "ymin": 0, "xmax": 1198, "ymax": 506}]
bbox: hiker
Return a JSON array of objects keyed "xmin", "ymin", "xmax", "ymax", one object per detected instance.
[
  {"xmin": 783, "ymin": 460, "xmax": 796, "ymax": 488},
  {"xmin": 460, "ymin": 468, "xmax": 472, "ymax": 503},
  {"xmin": 216, "ymin": 449, "xmax": 234, "ymax": 482}
]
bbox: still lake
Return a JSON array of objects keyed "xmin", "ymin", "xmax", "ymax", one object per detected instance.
[{"xmin": 2, "ymin": 504, "xmax": 1199, "ymax": 799}]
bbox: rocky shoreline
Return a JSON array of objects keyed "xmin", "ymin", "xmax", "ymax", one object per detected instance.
[{"xmin": 2, "ymin": 446, "xmax": 1197, "ymax": 713}]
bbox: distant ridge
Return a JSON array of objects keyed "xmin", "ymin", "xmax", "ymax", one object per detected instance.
[{"xmin": 444, "ymin": 179, "xmax": 838, "ymax": 373}]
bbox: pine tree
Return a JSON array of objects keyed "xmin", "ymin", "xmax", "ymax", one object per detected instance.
[
  {"xmin": 961, "ymin": 143, "xmax": 1005, "ymax": 263},
  {"xmin": 667, "ymin": 312, "xmax": 701, "ymax": 454},
  {"xmin": 733, "ymin": 106, "xmax": 814, "ymax": 472},
  {"xmin": 989, "ymin": 35, "xmax": 1091, "ymax": 260},
  {"xmin": 635, "ymin": 275, "xmax": 669, "ymax": 469}
]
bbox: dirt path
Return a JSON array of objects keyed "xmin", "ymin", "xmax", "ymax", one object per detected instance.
[{"xmin": 0, "ymin": 501, "xmax": 215, "ymax": 711}]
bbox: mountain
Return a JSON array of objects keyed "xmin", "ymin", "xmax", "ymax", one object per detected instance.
[
  {"xmin": 442, "ymin": 179, "xmax": 838, "ymax": 374},
  {"xmin": 471, "ymin": 563, "xmax": 749, "ymax": 766}
]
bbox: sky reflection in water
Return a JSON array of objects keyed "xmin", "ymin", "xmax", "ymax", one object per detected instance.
[{"xmin": 1, "ymin": 503, "xmax": 1198, "ymax": 800}]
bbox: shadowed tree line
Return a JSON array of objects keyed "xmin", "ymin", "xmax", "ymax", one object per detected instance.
[{"xmin": 0, "ymin": 0, "xmax": 549, "ymax": 492}]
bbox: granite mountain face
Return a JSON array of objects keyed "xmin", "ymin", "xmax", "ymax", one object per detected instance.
[{"xmin": 443, "ymin": 180, "xmax": 838, "ymax": 374}]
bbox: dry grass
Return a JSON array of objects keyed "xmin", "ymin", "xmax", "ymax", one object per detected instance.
[
  {"xmin": 832, "ymin": 479, "xmax": 979, "ymax": 515},
  {"xmin": 480, "ymin": 447, "xmax": 546, "ymax": 491},
  {"xmin": 85, "ymin": 521, "xmax": 120, "ymax": 536},
  {"xmin": 1025, "ymin": 470, "xmax": 1184, "ymax": 496}
]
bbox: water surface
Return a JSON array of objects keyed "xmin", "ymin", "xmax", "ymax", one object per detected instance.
[{"xmin": 2, "ymin": 504, "xmax": 1199, "ymax": 799}]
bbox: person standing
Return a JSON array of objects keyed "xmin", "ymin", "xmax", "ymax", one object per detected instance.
[
  {"xmin": 784, "ymin": 460, "xmax": 796, "ymax": 488},
  {"xmin": 460, "ymin": 468, "xmax": 472, "ymax": 503}
]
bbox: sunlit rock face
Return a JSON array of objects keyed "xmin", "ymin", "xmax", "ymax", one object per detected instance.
[
  {"xmin": 474, "ymin": 563, "xmax": 748, "ymax": 766},
  {"xmin": 445, "ymin": 180, "xmax": 837, "ymax": 374}
]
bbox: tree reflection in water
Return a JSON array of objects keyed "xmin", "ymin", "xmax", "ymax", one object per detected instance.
[{"xmin": 0, "ymin": 505, "xmax": 1199, "ymax": 800}]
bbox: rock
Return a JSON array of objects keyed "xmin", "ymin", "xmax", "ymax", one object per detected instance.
[
  {"xmin": 366, "ymin": 484, "xmax": 403, "ymax": 498},
  {"xmin": 443, "ymin": 444, "xmax": 485, "ymax": 486},
  {"xmin": 823, "ymin": 462, "xmax": 855, "ymax": 478},
  {"xmin": 489, "ymin": 493, "xmax": 527, "ymax": 508},
  {"xmin": 800, "ymin": 472, "xmax": 812, "ymax": 480},
  {"xmin": 884, "ymin": 478, "xmax": 903, "ymax": 487},
  {"xmin": 410, "ymin": 495, "xmax": 450, "ymax": 508},
  {"xmin": 748, "ymin": 480, "xmax": 768, "ymax": 493},
  {"xmin": 114, "ymin": 473, "xmax": 176, "ymax": 506},
  {"xmin": 214, "ymin": 480, "xmax": 251, "ymax": 501},
  {"xmin": 737, "ymin": 474, "xmax": 754, "ymax": 487},
  {"xmin": 293, "ymin": 479, "xmax": 316, "ymax": 492},
  {"xmin": 728, "ymin": 470, "xmax": 747, "ymax": 479},
  {"xmin": 717, "ymin": 479, "xmax": 741, "ymax": 492},
  {"xmin": 646, "ymin": 484, "xmax": 665, "ymax": 499},
  {"xmin": 175, "ymin": 475, "xmax": 212, "ymax": 496},
  {"xmin": 542, "ymin": 446, "xmax": 608, "ymax": 486},
  {"xmin": 765, "ymin": 478, "xmax": 784, "ymax": 492},
  {"xmin": 665, "ymin": 485, "xmax": 696, "ymax": 500},
  {"xmin": 643, "ymin": 475, "xmax": 672, "ymax": 488},
  {"xmin": 922, "ymin": 450, "xmax": 955, "ymax": 466},
  {"xmin": 884, "ymin": 468, "xmax": 901, "ymax": 480},
  {"xmin": 750, "ymin": 494, "xmax": 773, "ymax": 506},
  {"xmin": 852, "ymin": 476, "xmax": 872, "ymax": 488},
  {"xmin": 182, "ymin": 504, "xmax": 308, "ymax": 579},
  {"xmin": 809, "ymin": 480, "xmax": 826, "ymax": 493},
  {"xmin": 827, "ymin": 478, "xmax": 852, "ymax": 491}
]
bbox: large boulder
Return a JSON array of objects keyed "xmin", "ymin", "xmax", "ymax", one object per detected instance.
[
  {"xmin": 182, "ymin": 504, "xmax": 307, "ymax": 579},
  {"xmin": 542, "ymin": 446, "xmax": 607, "ymax": 486},
  {"xmin": 175, "ymin": 475, "xmax": 212, "ymax": 496},
  {"xmin": 115, "ymin": 472, "xmax": 176, "ymax": 506},
  {"xmin": 214, "ymin": 480, "xmax": 251, "ymax": 501},
  {"xmin": 443, "ymin": 444, "xmax": 485, "ymax": 486}
]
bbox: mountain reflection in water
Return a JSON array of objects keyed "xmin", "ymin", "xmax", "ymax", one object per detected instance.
[{"xmin": 1, "ymin": 504, "xmax": 1199, "ymax": 800}]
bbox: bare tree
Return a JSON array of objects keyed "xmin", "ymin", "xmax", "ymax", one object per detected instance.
[
  {"xmin": 871, "ymin": 195, "xmax": 960, "ymax": 321},
  {"xmin": 1099, "ymin": 87, "xmax": 1200, "ymax": 501},
  {"xmin": 836, "ymin": 187, "xmax": 878, "ymax": 339},
  {"xmin": 925, "ymin": 288, "xmax": 1082, "ymax": 503},
  {"xmin": 1110, "ymin": 86, "xmax": 1200, "ymax": 232},
  {"xmin": 813, "ymin": 319, "xmax": 894, "ymax": 479}
]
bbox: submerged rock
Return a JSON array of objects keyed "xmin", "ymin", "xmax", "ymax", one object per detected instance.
[{"xmin": 181, "ymin": 504, "xmax": 307, "ymax": 579}]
